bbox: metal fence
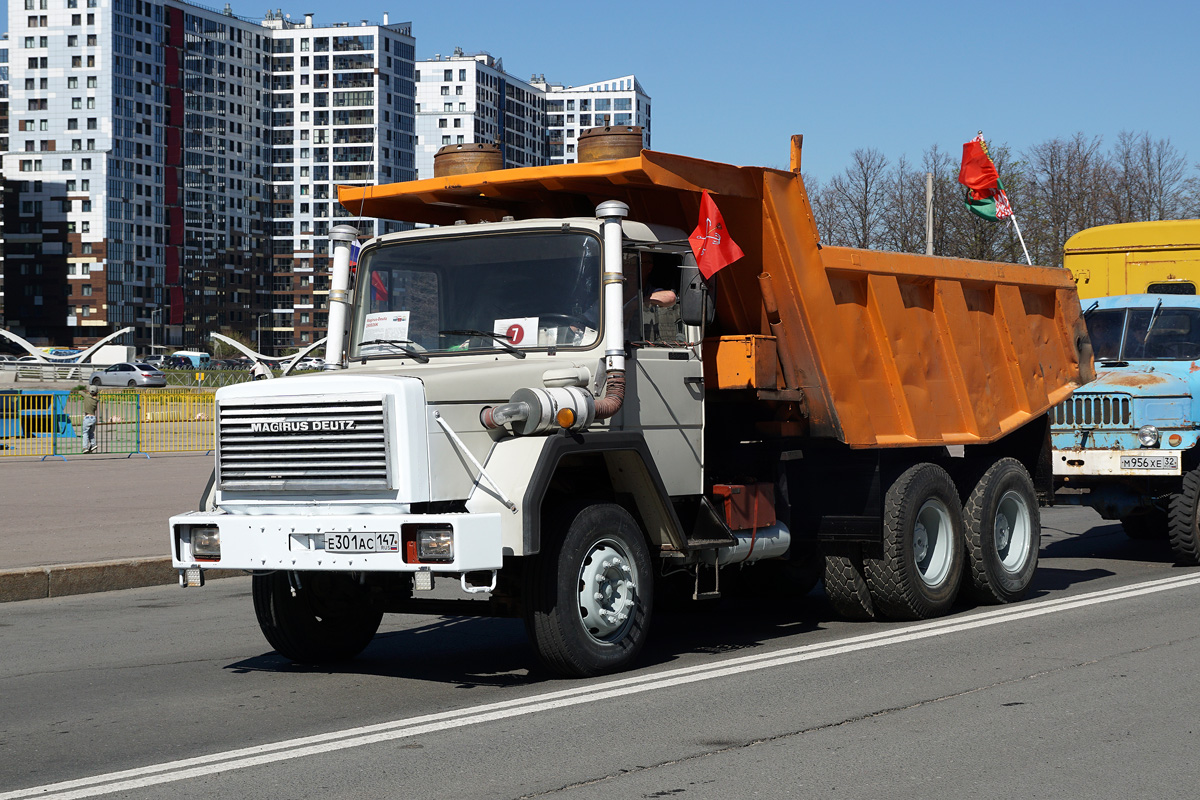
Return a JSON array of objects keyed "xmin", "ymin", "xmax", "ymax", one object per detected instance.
[{"xmin": 0, "ymin": 389, "xmax": 215, "ymax": 458}]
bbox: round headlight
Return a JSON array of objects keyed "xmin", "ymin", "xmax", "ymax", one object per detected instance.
[{"xmin": 1138, "ymin": 425, "xmax": 1160, "ymax": 447}]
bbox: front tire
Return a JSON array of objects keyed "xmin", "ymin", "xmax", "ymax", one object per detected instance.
[
  {"xmin": 962, "ymin": 458, "xmax": 1040, "ymax": 604},
  {"xmin": 524, "ymin": 504, "xmax": 654, "ymax": 677},
  {"xmin": 864, "ymin": 463, "xmax": 964, "ymax": 620},
  {"xmin": 252, "ymin": 571, "xmax": 383, "ymax": 664},
  {"xmin": 1168, "ymin": 469, "xmax": 1200, "ymax": 565}
]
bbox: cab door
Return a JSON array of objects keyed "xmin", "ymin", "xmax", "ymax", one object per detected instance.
[{"xmin": 615, "ymin": 253, "xmax": 704, "ymax": 495}]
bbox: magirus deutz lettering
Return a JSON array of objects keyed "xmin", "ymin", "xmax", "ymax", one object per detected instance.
[{"xmin": 249, "ymin": 419, "xmax": 358, "ymax": 433}]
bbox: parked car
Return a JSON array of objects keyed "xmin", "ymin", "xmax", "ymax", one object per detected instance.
[
  {"xmin": 0, "ymin": 354, "xmax": 17, "ymax": 362},
  {"xmin": 142, "ymin": 355, "xmax": 167, "ymax": 367},
  {"xmin": 88, "ymin": 362, "xmax": 167, "ymax": 388}
]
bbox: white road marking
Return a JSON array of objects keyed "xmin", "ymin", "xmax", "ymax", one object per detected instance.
[{"xmin": 6, "ymin": 571, "xmax": 1200, "ymax": 800}]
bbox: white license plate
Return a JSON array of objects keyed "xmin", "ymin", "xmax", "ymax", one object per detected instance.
[
  {"xmin": 324, "ymin": 532, "xmax": 399, "ymax": 553},
  {"xmin": 1120, "ymin": 454, "xmax": 1179, "ymax": 470}
]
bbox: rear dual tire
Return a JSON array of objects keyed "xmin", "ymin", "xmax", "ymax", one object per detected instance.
[
  {"xmin": 961, "ymin": 458, "xmax": 1040, "ymax": 604},
  {"xmin": 825, "ymin": 459, "xmax": 1040, "ymax": 621},
  {"xmin": 863, "ymin": 463, "xmax": 964, "ymax": 620}
]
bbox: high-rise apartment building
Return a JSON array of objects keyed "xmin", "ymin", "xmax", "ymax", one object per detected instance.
[
  {"xmin": 260, "ymin": 11, "xmax": 415, "ymax": 352},
  {"xmin": 414, "ymin": 49, "xmax": 545, "ymax": 179},
  {"xmin": 1, "ymin": 2, "xmax": 414, "ymax": 355},
  {"xmin": 542, "ymin": 76, "xmax": 651, "ymax": 164}
]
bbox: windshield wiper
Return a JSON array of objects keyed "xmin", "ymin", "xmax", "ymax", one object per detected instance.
[
  {"xmin": 1145, "ymin": 298, "xmax": 1164, "ymax": 336},
  {"xmin": 356, "ymin": 338, "xmax": 429, "ymax": 363},
  {"xmin": 439, "ymin": 329, "xmax": 526, "ymax": 359},
  {"xmin": 1082, "ymin": 301, "xmax": 1099, "ymax": 318}
]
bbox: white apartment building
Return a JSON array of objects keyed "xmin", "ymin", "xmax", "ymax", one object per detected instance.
[
  {"xmin": 0, "ymin": 2, "xmax": 414, "ymax": 354},
  {"xmin": 541, "ymin": 75, "xmax": 651, "ymax": 164},
  {"xmin": 261, "ymin": 10, "xmax": 415, "ymax": 351},
  {"xmin": 414, "ymin": 48, "xmax": 544, "ymax": 179}
]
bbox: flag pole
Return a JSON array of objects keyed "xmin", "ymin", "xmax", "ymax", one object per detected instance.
[{"xmin": 1009, "ymin": 214, "xmax": 1033, "ymax": 266}]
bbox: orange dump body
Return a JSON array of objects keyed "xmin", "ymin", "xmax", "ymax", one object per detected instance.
[{"xmin": 339, "ymin": 147, "xmax": 1092, "ymax": 449}]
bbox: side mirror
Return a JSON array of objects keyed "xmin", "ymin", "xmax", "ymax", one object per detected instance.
[{"xmin": 679, "ymin": 254, "xmax": 715, "ymax": 327}]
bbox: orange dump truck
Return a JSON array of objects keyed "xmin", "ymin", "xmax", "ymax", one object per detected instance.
[{"xmin": 170, "ymin": 136, "xmax": 1092, "ymax": 677}]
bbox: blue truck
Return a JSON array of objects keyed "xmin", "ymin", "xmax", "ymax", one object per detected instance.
[{"xmin": 1052, "ymin": 293, "xmax": 1200, "ymax": 564}]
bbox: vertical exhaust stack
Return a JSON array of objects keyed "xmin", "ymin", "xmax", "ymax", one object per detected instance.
[
  {"xmin": 593, "ymin": 200, "xmax": 629, "ymax": 420},
  {"xmin": 327, "ymin": 225, "xmax": 359, "ymax": 369}
]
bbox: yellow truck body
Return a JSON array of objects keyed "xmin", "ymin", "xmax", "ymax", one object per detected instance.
[{"xmin": 1064, "ymin": 219, "xmax": 1200, "ymax": 299}]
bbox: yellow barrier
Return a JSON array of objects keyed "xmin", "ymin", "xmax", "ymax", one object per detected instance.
[
  {"xmin": 0, "ymin": 389, "xmax": 215, "ymax": 458},
  {"xmin": 139, "ymin": 391, "xmax": 216, "ymax": 453}
]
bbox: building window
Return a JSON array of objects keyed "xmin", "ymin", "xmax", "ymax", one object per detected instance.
[
  {"xmin": 62, "ymin": 158, "xmax": 73, "ymax": 170},
  {"xmin": 87, "ymin": 76, "xmax": 97, "ymax": 88},
  {"xmin": 81, "ymin": 158, "xmax": 91, "ymax": 169},
  {"xmin": 68, "ymin": 35, "xmax": 78, "ymax": 46},
  {"xmin": 72, "ymin": 97, "xmax": 82, "ymax": 109},
  {"xmin": 67, "ymin": 119, "xmax": 79, "ymax": 130},
  {"xmin": 72, "ymin": 56, "xmax": 82, "ymax": 68},
  {"xmin": 443, "ymin": 69, "xmax": 452, "ymax": 81},
  {"xmin": 68, "ymin": 76, "xmax": 78, "ymax": 88},
  {"xmin": 438, "ymin": 119, "xmax": 447, "ymax": 128}
]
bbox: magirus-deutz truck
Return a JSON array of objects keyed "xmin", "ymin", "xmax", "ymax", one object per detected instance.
[{"xmin": 170, "ymin": 134, "xmax": 1092, "ymax": 676}]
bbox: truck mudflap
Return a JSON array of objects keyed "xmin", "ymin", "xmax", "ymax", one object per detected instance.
[
  {"xmin": 170, "ymin": 510, "xmax": 504, "ymax": 572},
  {"xmin": 1053, "ymin": 448, "xmax": 1182, "ymax": 477}
]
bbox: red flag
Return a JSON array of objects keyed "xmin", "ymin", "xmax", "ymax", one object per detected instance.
[
  {"xmin": 958, "ymin": 138, "xmax": 1000, "ymax": 195},
  {"xmin": 689, "ymin": 190, "xmax": 744, "ymax": 279},
  {"xmin": 959, "ymin": 134, "xmax": 1013, "ymax": 221}
]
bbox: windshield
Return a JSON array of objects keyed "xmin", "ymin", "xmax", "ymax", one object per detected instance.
[
  {"xmin": 1086, "ymin": 307, "xmax": 1200, "ymax": 361},
  {"xmin": 351, "ymin": 231, "xmax": 602, "ymax": 358}
]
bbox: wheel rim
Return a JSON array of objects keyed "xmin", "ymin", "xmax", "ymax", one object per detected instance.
[
  {"xmin": 913, "ymin": 498, "xmax": 954, "ymax": 587},
  {"xmin": 994, "ymin": 490, "xmax": 1032, "ymax": 573},
  {"xmin": 576, "ymin": 537, "xmax": 639, "ymax": 643}
]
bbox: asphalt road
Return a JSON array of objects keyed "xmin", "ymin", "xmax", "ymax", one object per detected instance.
[{"xmin": 2, "ymin": 506, "xmax": 1198, "ymax": 799}]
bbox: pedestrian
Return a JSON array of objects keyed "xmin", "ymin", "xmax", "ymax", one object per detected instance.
[
  {"xmin": 81, "ymin": 385, "xmax": 99, "ymax": 453},
  {"xmin": 251, "ymin": 360, "xmax": 272, "ymax": 381}
]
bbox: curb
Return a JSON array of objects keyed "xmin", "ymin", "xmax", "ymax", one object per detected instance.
[{"xmin": 0, "ymin": 557, "xmax": 243, "ymax": 603}]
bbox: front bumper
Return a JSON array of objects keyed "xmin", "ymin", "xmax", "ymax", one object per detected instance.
[
  {"xmin": 170, "ymin": 510, "xmax": 503, "ymax": 572},
  {"xmin": 1052, "ymin": 448, "xmax": 1183, "ymax": 477}
]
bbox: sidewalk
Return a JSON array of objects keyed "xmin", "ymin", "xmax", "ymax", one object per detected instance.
[{"xmin": 0, "ymin": 451, "xmax": 238, "ymax": 602}]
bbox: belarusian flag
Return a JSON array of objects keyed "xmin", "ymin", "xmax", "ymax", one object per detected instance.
[{"xmin": 959, "ymin": 134, "xmax": 1013, "ymax": 221}]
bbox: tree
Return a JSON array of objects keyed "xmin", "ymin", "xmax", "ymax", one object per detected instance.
[{"xmin": 827, "ymin": 148, "xmax": 890, "ymax": 249}]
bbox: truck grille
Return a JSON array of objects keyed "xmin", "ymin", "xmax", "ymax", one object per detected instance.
[
  {"xmin": 1051, "ymin": 394, "xmax": 1132, "ymax": 428},
  {"xmin": 217, "ymin": 394, "xmax": 391, "ymax": 490}
]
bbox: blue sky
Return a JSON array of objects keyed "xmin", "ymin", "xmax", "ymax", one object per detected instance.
[{"xmin": 5, "ymin": 0, "xmax": 1197, "ymax": 179}]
